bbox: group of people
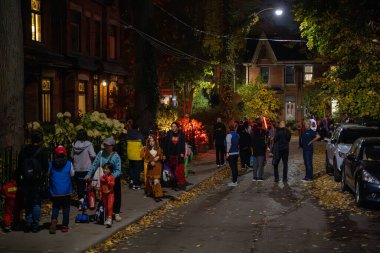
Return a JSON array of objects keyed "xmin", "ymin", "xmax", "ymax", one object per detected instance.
[
  {"xmin": 213, "ymin": 117, "xmax": 320, "ymax": 186},
  {"xmin": 2, "ymin": 120, "xmax": 191, "ymax": 234}
]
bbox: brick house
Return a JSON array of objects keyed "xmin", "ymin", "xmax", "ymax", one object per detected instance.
[
  {"xmin": 243, "ymin": 32, "xmax": 328, "ymax": 123},
  {"xmin": 22, "ymin": 0, "xmax": 128, "ymax": 124}
]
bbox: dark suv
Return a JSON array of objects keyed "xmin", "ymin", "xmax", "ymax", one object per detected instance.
[{"xmin": 325, "ymin": 124, "xmax": 380, "ymax": 181}]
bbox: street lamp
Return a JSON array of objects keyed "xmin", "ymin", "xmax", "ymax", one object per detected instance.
[{"xmin": 255, "ymin": 7, "xmax": 283, "ymax": 16}]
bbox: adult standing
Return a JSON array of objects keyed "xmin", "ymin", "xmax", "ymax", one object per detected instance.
[
  {"xmin": 300, "ymin": 121, "xmax": 320, "ymax": 182},
  {"xmin": 85, "ymin": 137, "xmax": 123, "ymax": 221},
  {"xmin": 237, "ymin": 121, "xmax": 252, "ymax": 169},
  {"xmin": 126, "ymin": 120, "xmax": 145, "ymax": 189},
  {"xmin": 17, "ymin": 130, "xmax": 49, "ymax": 233},
  {"xmin": 250, "ymin": 123, "xmax": 267, "ymax": 181},
  {"xmin": 164, "ymin": 122, "xmax": 187, "ymax": 191},
  {"xmin": 272, "ymin": 121, "xmax": 291, "ymax": 182},
  {"xmin": 226, "ymin": 124, "xmax": 240, "ymax": 187},
  {"xmin": 71, "ymin": 129, "xmax": 96, "ymax": 210},
  {"xmin": 213, "ymin": 117, "xmax": 226, "ymax": 168}
]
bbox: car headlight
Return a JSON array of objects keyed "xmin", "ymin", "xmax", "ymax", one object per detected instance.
[
  {"xmin": 338, "ymin": 151, "xmax": 346, "ymax": 158},
  {"xmin": 363, "ymin": 171, "xmax": 380, "ymax": 184}
]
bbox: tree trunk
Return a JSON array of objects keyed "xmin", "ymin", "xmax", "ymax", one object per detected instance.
[
  {"xmin": 128, "ymin": 0, "xmax": 159, "ymax": 136},
  {"xmin": 187, "ymin": 88, "xmax": 194, "ymax": 115},
  {"xmin": 0, "ymin": 0, "xmax": 24, "ymax": 150}
]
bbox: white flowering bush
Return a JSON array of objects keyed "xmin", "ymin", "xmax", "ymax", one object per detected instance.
[
  {"xmin": 81, "ymin": 111, "xmax": 127, "ymax": 143},
  {"xmin": 44, "ymin": 112, "xmax": 78, "ymax": 148},
  {"xmin": 27, "ymin": 111, "xmax": 127, "ymax": 149}
]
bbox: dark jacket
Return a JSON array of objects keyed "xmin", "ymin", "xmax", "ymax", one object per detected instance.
[
  {"xmin": 272, "ymin": 127, "xmax": 291, "ymax": 160},
  {"xmin": 17, "ymin": 144, "xmax": 49, "ymax": 189},
  {"xmin": 238, "ymin": 129, "xmax": 251, "ymax": 150},
  {"xmin": 273, "ymin": 127, "xmax": 291, "ymax": 151},
  {"xmin": 250, "ymin": 128, "xmax": 267, "ymax": 156},
  {"xmin": 213, "ymin": 122, "xmax": 226, "ymax": 146},
  {"xmin": 164, "ymin": 130, "xmax": 186, "ymax": 159}
]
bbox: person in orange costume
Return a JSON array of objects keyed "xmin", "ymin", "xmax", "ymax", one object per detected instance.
[
  {"xmin": 141, "ymin": 135, "xmax": 164, "ymax": 202},
  {"xmin": 100, "ymin": 163, "xmax": 115, "ymax": 228}
]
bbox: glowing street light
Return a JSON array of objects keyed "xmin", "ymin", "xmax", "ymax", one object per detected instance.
[{"xmin": 255, "ymin": 7, "xmax": 283, "ymax": 16}]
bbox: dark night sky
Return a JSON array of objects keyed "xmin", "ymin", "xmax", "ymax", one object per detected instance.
[{"xmin": 258, "ymin": 0, "xmax": 299, "ymax": 34}]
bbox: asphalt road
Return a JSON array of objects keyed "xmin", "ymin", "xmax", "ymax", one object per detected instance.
[{"xmin": 108, "ymin": 139, "xmax": 380, "ymax": 253}]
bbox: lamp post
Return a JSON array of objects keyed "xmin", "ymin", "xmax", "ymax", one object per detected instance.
[{"xmin": 255, "ymin": 7, "xmax": 283, "ymax": 17}]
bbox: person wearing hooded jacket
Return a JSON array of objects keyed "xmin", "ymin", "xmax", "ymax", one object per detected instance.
[
  {"xmin": 71, "ymin": 129, "xmax": 96, "ymax": 209},
  {"xmin": 49, "ymin": 146, "xmax": 75, "ymax": 234},
  {"xmin": 17, "ymin": 130, "xmax": 49, "ymax": 233}
]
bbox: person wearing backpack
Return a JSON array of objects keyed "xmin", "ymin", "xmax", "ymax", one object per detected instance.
[
  {"xmin": 49, "ymin": 146, "xmax": 75, "ymax": 234},
  {"xmin": 17, "ymin": 130, "xmax": 49, "ymax": 233},
  {"xmin": 71, "ymin": 129, "xmax": 96, "ymax": 210},
  {"xmin": 85, "ymin": 137, "xmax": 122, "ymax": 222}
]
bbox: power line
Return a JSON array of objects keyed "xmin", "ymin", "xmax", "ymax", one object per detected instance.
[
  {"xmin": 153, "ymin": 1, "xmax": 228, "ymax": 38},
  {"xmin": 153, "ymin": 1, "xmax": 307, "ymax": 43},
  {"xmin": 119, "ymin": 20, "xmax": 215, "ymax": 65}
]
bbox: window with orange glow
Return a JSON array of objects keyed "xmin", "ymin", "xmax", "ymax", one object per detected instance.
[{"xmin": 31, "ymin": 0, "xmax": 41, "ymax": 42}]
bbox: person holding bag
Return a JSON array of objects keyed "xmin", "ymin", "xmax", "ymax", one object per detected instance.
[{"xmin": 85, "ymin": 137, "xmax": 122, "ymax": 222}]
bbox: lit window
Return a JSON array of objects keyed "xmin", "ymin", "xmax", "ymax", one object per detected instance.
[
  {"xmin": 285, "ymin": 66, "xmax": 295, "ymax": 84},
  {"xmin": 78, "ymin": 81, "xmax": 86, "ymax": 116},
  {"xmin": 304, "ymin": 65, "xmax": 313, "ymax": 81},
  {"xmin": 31, "ymin": 0, "xmax": 42, "ymax": 42},
  {"xmin": 41, "ymin": 78, "xmax": 51, "ymax": 122},
  {"xmin": 261, "ymin": 66, "xmax": 269, "ymax": 83}
]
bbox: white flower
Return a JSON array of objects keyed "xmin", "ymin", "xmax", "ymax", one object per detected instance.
[
  {"xmin": 57, "ymin": 112, "xmax": 64, "ymax": 118},
  {"xmin": 64, "ymin": 112, "xmax": 71, "ymax": 118},
  {"xmin": 27, "ymin": 122, "xmax": 33, "ymax": 129},
  {"xmin": 32, "ymin": 121, "xmax": 41, "ymax": 130},
  {"xmin": 87, "ymin": 130, "xmax": 94, "ymax": 137},
  {"xmin": 100, "ymin": 113, "xmax": 107, "ymax": 119},
  {"xmin": 93, "ymin": 130, "xmax": 100, "ymax": 137}
]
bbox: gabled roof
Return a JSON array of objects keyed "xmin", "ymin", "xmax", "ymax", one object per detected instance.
[{"xmin": 243, "ymin": 32, "xmax": 312, "ymax": 64}]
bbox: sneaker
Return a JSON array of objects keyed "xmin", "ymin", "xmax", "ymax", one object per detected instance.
[
  {"xmin": 227, "ymin": 182, "xmax": 238, "ymax": 187},
  {"xmin": 301, "ymin": 178, "xmax": 312, "ymax": 182},
  {"xmin": 257, "ymin": 178, "xmax": 264, "ymax": 182},
  {"xmin": 114, "ymin": 213, "xmax": 122, "ymax": 222},
  {"xmin": 61, "ymin": 225, "xmax": 69, "ymax": 233},
  {"xmin": 3, "ymin": 225, "xmax": 12, "ymax": 233},
  {"xmin": 217, "ymin": 165, "xmax": 221, "ymax": 168},
  {"xmin": 132, "ymin": 185, "xmax": 141, "ymax": 190},
  {"xmin": 252, "ymin": 178, "xmax": 257, "ymax": 182},
  {"xmin": 32, "ymin": 226, "xmax": 40, "ymax": 233},
  {"xmin": 221, "ymin": 163, "xmax": 226, "ymax": 166},
  {"xmin": 105, "ymin": 218, "xmax": 112, "ymax": 228},
  {"xmin": 78, "ymin": 198, "xmax": 84, "ymax": 211}
]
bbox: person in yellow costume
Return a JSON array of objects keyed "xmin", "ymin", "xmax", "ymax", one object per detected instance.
[
  {"xmin": 141, "ymin": 135, "xmax": 164, "ymax": 202},
  {"xmin": 126, "ymin": 118, "xmax": 145, "ymax": 189}
]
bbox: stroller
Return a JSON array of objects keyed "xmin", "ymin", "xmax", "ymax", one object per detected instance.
[{"xmin": 75, "ymin": 180, "xmax": 93, "ymax": 223}]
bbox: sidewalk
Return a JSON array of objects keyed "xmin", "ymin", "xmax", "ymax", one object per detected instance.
[{"xmin": 0, "ymin": 151, "xmax": 218, "ymax": 253}]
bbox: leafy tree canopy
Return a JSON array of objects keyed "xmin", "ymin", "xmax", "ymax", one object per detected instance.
[
  {"xmin": 237, "ymin": 81, "xmax": 281, "ymax": 121},
  {"xmin": 293, "ymin": 0, "xmax": 380, "ymax": 118}
]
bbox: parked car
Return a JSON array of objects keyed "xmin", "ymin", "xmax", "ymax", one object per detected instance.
[
  {"xmin": 341, "ymin": 137, "xmax": 380, "ymax": 206},
  {"xmin": 325, "ymin": 124, "xmax": 380, "ymax": 181}
]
